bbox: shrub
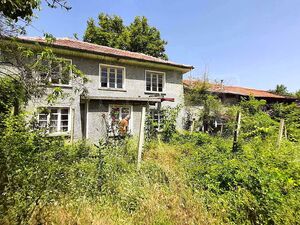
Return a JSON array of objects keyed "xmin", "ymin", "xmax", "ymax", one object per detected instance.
[
  {"xmin": 0, "ymin": 115, "xmax": 99, "ymax": 224},
  {"xmin": 183, "ymin": 137, "xmax": 300, "ymax": 224}
]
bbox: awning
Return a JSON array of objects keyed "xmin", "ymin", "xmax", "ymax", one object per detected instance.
[{"xmin": 81, "ymin": 95, "xmax": 162, "ymax": 103}]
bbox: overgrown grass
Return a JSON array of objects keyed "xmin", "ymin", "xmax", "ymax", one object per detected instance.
[
  {"xmin": 1, "ymin": 114, "xmax": 299, "ymax": 224},
  {"xmin": 25, "ymin": 139, "xmax": 215, "ymax": 225}
]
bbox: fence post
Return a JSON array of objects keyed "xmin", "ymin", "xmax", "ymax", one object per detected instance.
[
  {"xmin": 137, "ymin": 107, "xmax": 146, "ymax": 169},
  {"xmin": 232, "ymin": 111, "xmax": 242, "ymax": 153},
  {"xmin": 284, "ymin": 123, "xmax": 288, "ymax": 139},
  {"xmin": 277, "ymin": 119, "xmax": 285, "ymax": 148},
  {"xmin": 190, "ymin": 118, "xmax": 195, "ymax": 134}
]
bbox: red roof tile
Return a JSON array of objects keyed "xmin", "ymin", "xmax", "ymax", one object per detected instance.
[
  {"xmin": 183, "ymin": 80, "xmax": 293, "ymax": 99},
  {"xmin": 17, "ymin": 36, "xmax": 193, "ymax": 70}
]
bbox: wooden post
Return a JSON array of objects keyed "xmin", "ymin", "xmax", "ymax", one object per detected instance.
[
  {"xmin": 284, "ymin": 123, "xmax": 288, "ymax": 139},
  {"xmin": 71, "ymin": 108, "xmax": 75, "ymax": 144},
  {"xmin": 137, "ymin": 107, "xmax": 146, "ymax": 169},
  {"xmin": 220, "ymin": 123, "xmax": 224, "ymax": 136},
  {"xmin": 232, "ymin": 111, "xmax": 242, "ymax": 153},
  {"xmin": 190, "ymin": 118, "xmax": 195, "ymax": 134},
  {"xmin": 277, "ymin": 119, "xmax": 285, "ymax": 148}
]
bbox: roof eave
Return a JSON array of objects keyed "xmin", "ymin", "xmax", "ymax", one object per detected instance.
[{"xmin": 14, "ymin": 38, "xmax": 194, "ymax": 73}]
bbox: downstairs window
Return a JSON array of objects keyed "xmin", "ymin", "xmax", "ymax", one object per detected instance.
[
  {"xmin": 38, "ymin": 108, "xmax": 70, "ymax": 133},
  {"xmin": 109, "ymin": 105, "xmax": 132, "ymax": 135}
]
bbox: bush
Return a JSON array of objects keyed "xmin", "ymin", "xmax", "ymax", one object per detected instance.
[
  {"xmin": 182, "ymin": 136, "xmax": 300, "ymax": 224},
  {"xmin": 0, "ymin": 115, "xmax": 99, "ymax": 224}
]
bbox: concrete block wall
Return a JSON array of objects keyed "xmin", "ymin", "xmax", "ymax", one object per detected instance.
[{"xmin": 25, "ymin": 52, "xmax": 187, "ymax": 143}]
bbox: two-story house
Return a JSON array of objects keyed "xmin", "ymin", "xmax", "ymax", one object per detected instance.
[{"xmin": 18, "ymin": 37, "xmax": 193, "ymax": 143}]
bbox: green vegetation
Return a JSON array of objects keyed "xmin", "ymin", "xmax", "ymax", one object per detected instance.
[
  {"xmin": 1, "ymin": 98, "xmax": 300, "ymax": 224},
  {"xmin": 84, "ymin": 13, "xmax": 168, "ymax": 59},
  {"xmin": 0, "ymin": 0, "xmax": 70, "ymax": 22}
]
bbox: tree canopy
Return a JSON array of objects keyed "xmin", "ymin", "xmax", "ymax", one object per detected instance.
[
  {"xmin": 83, "ymin": 13, "xmax": 168, "ymax": 60},
  {"xmin": 271, "ymin": 84, "xmax": 290, "ymax": 96},
  {"xmin": 0, "ymin": 0, "xmax": 85, "ymax": 115},
  {"xmin": 0, "ymin": 0, "xmax": 70, "ymax": 22}
]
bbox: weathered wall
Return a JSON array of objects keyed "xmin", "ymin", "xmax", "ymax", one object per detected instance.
[
  {"xmin": 85, "ymin": 100, "xmax": 145, "ymax": 143},
  {"xmin": 24, "ymin": 53, "xmax": 187, "ymax": 143},
  {"xmin": 26, "ymin": 87, "xmax": 83, "ymax": 140}
]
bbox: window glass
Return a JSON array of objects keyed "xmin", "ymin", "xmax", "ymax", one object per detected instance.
[
  {"xmin": 111, "ymin": 107, "xmax": 120, "ymax": 122},
  {"xmin": 117, "ymin": 69, "xmax": 123, "ymax": 88},
  {"xmin": 38, "ymin": 108, "xmax": 69, "ymax": 133},
  {"xmin": 37, "ymin": 57, "xmax": 71, "ymax": 85},
  {"xmin": 150, "ymin": 109, "xmax": 164, "ymax": 130},
  {"xmin": 146, "ymin": 74, "xmax": 151, "ymax": 91},
  {"xmin": 152, "ymin": 74, "xmax": 158, "ymax": 92},
  {"xmin": 121, "ymin": 107, "xmax": 130, "ymax": 119},
  {"xmin": 61, "ymin": 63, "xmax": 71, "ymax": 85},
  {"xmin": 145, "ymin": 71, "xmax": 164, "ymax": 92},
  {"xmin": 109, "ymin": 68, "xmax": 116, "ymax": 88},
  {"xmin": 49, "ymin": 110, "xmax": 58, "ymax": 133},
  {"xmin": 101, "ymin": 67, "xmax": 108, "ymax": 87},
  {"xmin": 100, "ymin": 65, "xmax": 124, "ymax": 89},
  {"xmin": 39, "ymin": 59, "xmax": 49, "ymax": 82},
  {"xmin": 60, "ymin": 109, "xmax": 69, "ymax": 132},
  {"xmin": 158, "ymin": 75, "xmax": 163, "ymax": 92},
  {"xmin": 110, "ymin": 106, "xmax": 131, "ymax": 135},
  {"xmin": 50, "ymin": 61, "xmax": 61, "ymax": 84},
  {"xmin": 38, "ymin": 113, "xmax": 48, "ymax": 128}
]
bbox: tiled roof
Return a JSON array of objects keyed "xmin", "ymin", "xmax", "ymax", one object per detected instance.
[
  {"xmin": 183, "ymin": 80, "xmax": 293, "ymax": 99},
  {"xmin": 17, "ymin": 36, "xmax": 193, "ymax": 70}
]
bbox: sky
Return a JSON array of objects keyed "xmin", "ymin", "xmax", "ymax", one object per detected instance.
[{"xmin": 27, "ymin": 0, "xmax": 300, "ymax": 92}]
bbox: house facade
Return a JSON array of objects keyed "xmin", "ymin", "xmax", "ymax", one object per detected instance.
[{"xmin": 19, "ymin": 37, "xmax": 193, "ymax": 143}]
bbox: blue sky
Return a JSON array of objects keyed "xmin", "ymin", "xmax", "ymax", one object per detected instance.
[{"xmin": 27, "ymin": 0, "xmax": 300, "ymax": 92}]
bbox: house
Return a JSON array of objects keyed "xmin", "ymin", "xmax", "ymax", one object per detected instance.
[
  {"xmin": 182, "ymin": 79, "xmax": 297, "ymax": 132},
  {"xmin": 183, "ymin": 80, "xmax": 297, "ymax": 104},
  {"xmin": 15, "ymin": 37, "xmax": 193, "ymax": 142}
]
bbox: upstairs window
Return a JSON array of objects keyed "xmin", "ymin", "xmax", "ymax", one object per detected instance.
[
  {"xmin": 38, "ymin": 108, "xmax": 70, "ymax": 133},
  {"xmin": 100, "ymin": 64, "xmax": 125, "ymax": 89},
  {"xmin": 145, "ymin": 70, "xmax": 165, "ymax": 92},
  {"xmin": 37, "ymin": 56, "xmax": 72, "ymax": 85},
  {"xmin": 50, "ymin": 60, "xmax": 72, "ymax": 85}
]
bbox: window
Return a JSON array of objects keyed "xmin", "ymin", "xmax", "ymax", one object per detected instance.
[
  {"xmin": 37, "ymin": 56, "xmax": 72, "ymax": 85},
  {"xmin": 38, "ymin": 108, "xmax": 70, "ymax": 133},
  {"xmin": 145, "ymin": 70, "xmax": 165, "ymax": 92},
  {"xmin": 50, "ymin": 60, "xmax": 72, "ymax": 85},
  {"xmin": 149, "ymin": 109, "xmax": 164, "ymax": 130},
  {"xmin": 100, "ymin": 64, "xmax": 125, "ymax": 89},
  {"xmin": 109, "ymin": 105, "xmax": 132, "ymax": 135}
]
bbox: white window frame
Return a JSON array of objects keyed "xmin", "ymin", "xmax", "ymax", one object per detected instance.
[
  {"xmin": 36, "ymin": 55, "xmax": 72, "ymax": 87},
  {"xmin": 149, "ymin": 108, "xmax": 164, "ymax": 131},
  {"xmin": 108, "ymin": 104, "xmax": 133, "ymax": 133},
  {"xmin": 50, "ymin": 59, "xmax": 72, "ymax": 86},
  {"xmin": 37, "ymin": 107, "xmax": 71, "ymax": 134},
  {"xmin": 145, "ymin": 70, "xmax": 166, "ymax": 93},
  {"xmin": 99, "ymin": 64, "xmax": 126, "ymax": 90}
]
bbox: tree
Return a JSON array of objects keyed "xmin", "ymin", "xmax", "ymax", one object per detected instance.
[
  {"xmin": 0, "ymin": 0, "xmax": 70, "ymax": 22},
  {"xmin": 83, "ymin": 14, "xmax": 168, "ymax": 60},
  {"xmin": 84, "ymin": 14, "xmax": 129, "ymax": 50},
  {"xmin": 184, "ymin": 78, "xmax": 223, "ymax": 133},
  {"xmin": 271, "ymin": 84, "xmax": 289, "ymax": 96},
  {"xmin": 0, "ymin": 0, "xmax": 87, "ymax": 115},
  {"xmin": 295, "ymin": 90, "xmax": 300, "ymax": 99}
]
